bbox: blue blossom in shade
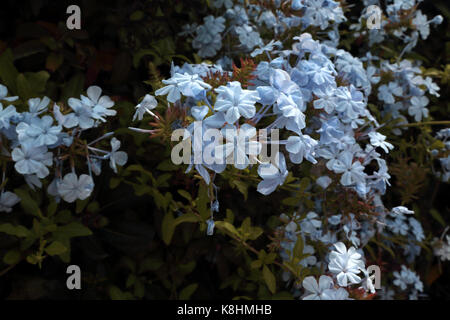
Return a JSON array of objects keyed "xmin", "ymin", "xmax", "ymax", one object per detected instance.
[
  {"xmin": 0, "ymin": 191, "xmax": 20, "ymax": 213},
  {"xmin": 286, "ymin": 134, "xmax": 318, "ymax": 164},
  {"xmin": 408, "ymin": 95, "xmax": 429, "ymax": 121},
  {"xmin": 328, "ymin": 242, "xmax": 364, "ymax": 287},
  {"xmin": 316, "ymin": 175, "xmax": 332, "ymax": 189},
  {"xmin": 0, "ymin": 84, "xmax": 18, "ymax": 102},
  {"xmin": 377, "ymin": 82, "xmax": 403, "ymax": 104},
  {"xmin": 393, "ymin": 265, "xmax": 423, "ymax": 292},
  {"xmin": 11, "ymin": 143, "xmax": 53, "ymax": 178},
  {"xmin": 257, "ymin": 152, "xmax": 288, "ymax": 195},
  {"xmin": 251, "ymin": 40, "xmax": 282, "ymax": 57},
  {"xmin": 409, "ymin": 218, "xmax": 425, "ymax": 242},
  {"xmin": 178, "ymin": 23, "xmax": 198, "ymax": 37},
  {"xmin": 412, "ymin": 10, "xmax": 431, "ymax": 40},
  {"xmin": 206, "ymin": 218, "xmax": 215, "ymax": 236},
  {"xmin": 300, "ymin": 212, "xmax": 322, "ymax": 234},
  {"xmin": 192, "ymin": 16, "xmax": 226, "ymax": 58},
  {"xmin": 80, "ymin": 86, "xmax": 116, "ymax": 122},
  {"xmin": 301, "ymin": 276, "xmax": 335, "ymax": 300},
  {"xmin": 421, "ymin": 77, "xmax": 440, "ymax": 97},
  {"xmin": 332, "ymin": 151, "xmax": 366, "ymax": 186},
  {"xmin": 0, "ymin": 103, "xmax": 17, "ymax": 130},
  {"xmin": 387, "ymin": 215, "xmax": 409, "ymax": 236},
  {"xmin": 67, "ymin": 98, "xmax": 95, "ymax": 129},
  {"xmin": 57, "ymin": 173, "xmax": 94, "ymax": 203},
  {"xmin": 211, "ymin": 0, "xmax": 233, "ymax": 9},
  {"xmin": 235, "ymin": 25, "xmax": 263, "ymax": 51},
  {"xmin": 16, "ymin": 115, "xmax": 62, "ymax": 146},
  {"xmin": 225, "ymin": 5, "xmax": 249, "ymax": 25},
  {"xmin": 108, "ymin": 138, "xmax": 128, "ymax": 173},
  {"xmin": 214, "ymin": 81, "xmax": 260, "ymax": 124},
  {"xmin": 368, "ymin": 131, "xmax": 394, "ymax": 153},
  {"xmin": 133, "ymin": 94, "xmax": 158, "ymax": 121},
  {"xmin": 24, "ymin": 174, "xmax": 42, "ymax": 190}
]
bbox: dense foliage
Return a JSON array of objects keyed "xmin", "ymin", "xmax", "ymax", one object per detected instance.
[{"xmin": 0, "ymin": 0, "xmax": 449, "ymax": 300}]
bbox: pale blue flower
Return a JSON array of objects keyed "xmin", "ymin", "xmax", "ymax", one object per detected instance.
[
  {"xmin": 286, "ymin": 134, "xmax": 318, "ymax": 164},
  {"xmin": 57, "ymin": 173, "xmax": 94, "ymax": 203},
  {"xmin": 368, "ymin": 131, "xmax": 394, "ymax": 153},
  {"xmin": 67, "ymin": 97, "xmax": 95, "ymax": 129},
  {"xmin": 257, "ymin": 152, "xmax": 288, "ymax": 195},
  {"xmin": 328, "ymin": 242, "xmax": 364, "ymax": 287},
  {"xmin": 12, "ymin": 143, "xmax": 53, "ymax": 178},
  {"xmin": 156, "ymin": 73, "xmax": 211, "ymax": 103},
  {"xmin": 332, "ymin": 151, "xmax": 366, "ymax": 186},
  {"xmin": 0, "ymin": 191, "xmax": 20, "ymax": 213},
  {"xmin": 378, "ymin": 82, "xmax": 403, "ymax": 104},
  {"xmin": 214, "ymin": 81, "xmax": 259, "ymax": 124},
  {"xmin": 108, "ymin": 138, "xmax": 128, "ymax": 173},
  {"xmin": 214, "ymin": 124, "xmax": 261, "ymax": 170},
  {"xmin": 0, "ymin": 103, "xmax": 17, "ymax": 130},
  {"xmin": 0, "ymin": 84, "xmax": 18, "ymax": 102},
  {"xmin": 251, "ymin": 40, "xmax": 282, "ymax": 57},
  {"xmin": 27, "ymin": 96, "xmax": 50, "ymax": 115},
  {"xmin": 302, "ymin": 276, "xmax": 334, "ymax": 300},
  {"xmin": 408, "ymin": 95, "xmax": 429, "ymax": 121},
  {"xmin": 16, "ymin": 115, "xmax": 62, "ymax": 146},
  {"xmin": 80, "ymin": 86, "xmax": 116, "ymax": 122},
  {"xmin": 133, "ymin": 94, "xmax": 158, "ymax": 121},
  {"xmin": 235, "ymin": 25, "xmax": 263, "ymax": 51}
]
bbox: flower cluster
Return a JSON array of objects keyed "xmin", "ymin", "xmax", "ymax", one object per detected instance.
[
  {"xmin": 131, "ymin": 0, "xmax": 448, "ymax": 300},
  {"xmin": 0, "ymin": 84, "xmax": 127, "ymax": 210},
  {"xmin": 182, "ymin": 0, "xmax": 346, "ymax": 58}
]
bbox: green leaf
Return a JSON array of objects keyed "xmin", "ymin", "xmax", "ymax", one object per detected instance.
[
  {"xmin": 129, "ymin": 10, "xmax": 144, "ymax": 21},
  {"xmin": 46, "ymin": 52, "xmax": 64, "ymax": 72},
  {"xmin": 133, "ymin": 49, "xmax": 157, "ymax": 68},
  {"xmin": 293, "ymin": 235, "xmax": 304, "ymax": 260},
  {"xmin": 161, "ymin": 212, "xmax": 176, "ymax": 245},
  {"xmin": 174, "ymin": 213, "xmax": 201, "ymax": 226},
  {"xmin": 0, "ymin": 223, "xmax": 31, "ymax": 238},
  {"xmin": 0, "ymin": 49, "xmax": 19, "ymax": 94},
  {"xmin": 179, "ymin": 283, "xmax": 198, "ymax": 300},
  {"xmin": 215, "ymin": 221, "xmax": 240, "ymax": 238},
  {"xmin": 262, "ymin": 265, "xmax": 276, "ymax": 294},
  {"xmin": 24, "ymin": 71, "xmax": 49, "ymax": 94},
  {"xmin": 177, "ymin": 190, "xmax": 192, "ymax": 201},
  {"xmin": 233, "ymin": 180, "xmax": 248, "ymax": 200},
  {"xmin": 138, "ymin": 257, "xmax": 163, "ymax": 273},
  {"xmin": 45, "ymin": 241, "xmax": 68, "ymax": 256},
  {"xmin": 430, "ymin": 209, "xmax": 446, "ymax": 227},
  {"xmin": 109, "ymin": 286, "xmax": 134, "ymax": 300},
  {"xmin": 3, "ymin": 249, "xmax": 21, "ymax": 265},
  {"xmin": 61, "ymin": 72, "xmax": 85, "ymax": 103},
  {"xmin": 16, "ymin": 73, "xmax": 33, "ymax": 100},
  {"xmin": 14, "ymin": 188, "xmax": 41, "ymax": 217},
  {"xmin": 52, "ymin": 222, "xmax": 92, "ymax": 239}
]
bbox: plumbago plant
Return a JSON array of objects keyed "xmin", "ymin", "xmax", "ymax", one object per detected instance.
[
  {"xmin": 0, "ymin": 0, "xmax": 448, "ymax": 300},
  {"xmin": 126, "ymin": 0, "xmax": 450, "ymax": 300}
]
